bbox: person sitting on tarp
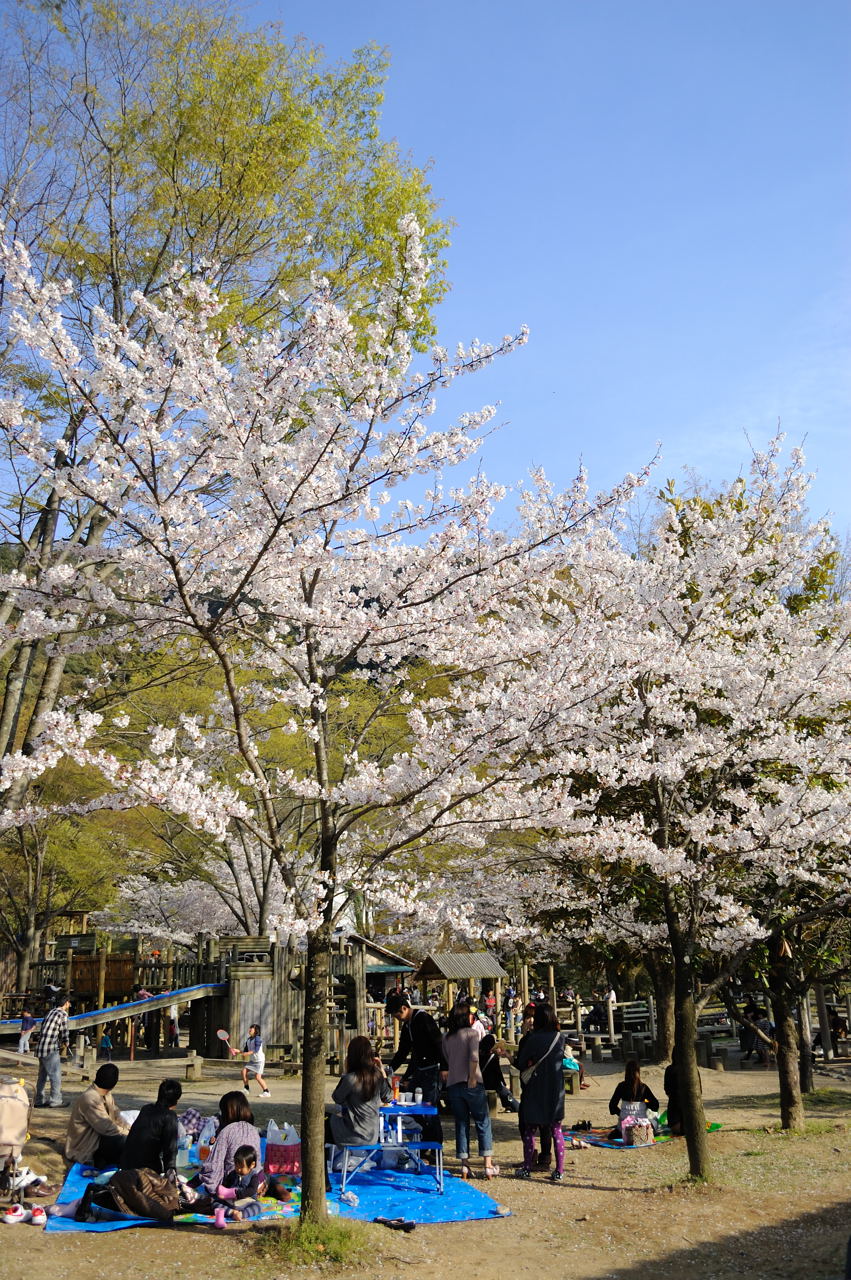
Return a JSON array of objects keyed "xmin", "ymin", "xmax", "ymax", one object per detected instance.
[
  {"xmin": 64, "ymin": 1063, "xmax": 130, "ymax": 1168},
  {"xmin": 120, "ymin": 1078, "xmax": 182, "ymax": 1176},
  {"xmin": 385, "ymin": 992, "xmax": 446, "ymax": 1149},
  {"xmin": 608, "ymin": 1060, "xmax": 659, "ymax": 1140}
]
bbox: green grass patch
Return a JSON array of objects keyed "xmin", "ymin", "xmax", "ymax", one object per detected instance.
[{"xmin": 247, "ymin": 1217, "xmax": 371, "ymax": 1270}]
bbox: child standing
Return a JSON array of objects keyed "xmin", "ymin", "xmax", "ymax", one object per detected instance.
[
  {"xmin": 18, "ymin": 1007, "xmax": 36, "ymax": 1054},
  {"xmin": 213, "ymin": 1145, "xmax": 266, "ymax": 1227},
  {"xmin": 240, "ymin": 1024, "xmax": 270, "ymax": 1098}
]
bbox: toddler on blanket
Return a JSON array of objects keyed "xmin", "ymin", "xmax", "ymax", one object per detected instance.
[{"xmin": 213, "ymin": 1145, "xmax": 266, "ymax": 1228}]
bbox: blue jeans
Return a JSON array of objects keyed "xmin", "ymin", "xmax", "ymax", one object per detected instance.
[
  {"xmin": 35, "ymin": 1051, "xmax": 63, "ymax": 1105},
  {"xmin": 446, "ymin": 1082, "xmax": 493, "ymax": 1159}
]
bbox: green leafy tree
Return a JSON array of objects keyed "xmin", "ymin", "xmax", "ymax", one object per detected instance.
[{"xmin": 0, "ymin": 0, "xmax": 449, "ymax": 841}]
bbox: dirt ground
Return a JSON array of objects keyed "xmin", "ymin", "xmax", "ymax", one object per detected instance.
[{"xmin": 2, "ymin": 1052, "xmax": 849, "ymax": 1280}]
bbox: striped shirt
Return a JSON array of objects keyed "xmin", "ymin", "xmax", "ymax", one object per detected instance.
[{"xmin": 36, "ymin": 1005, "xmax": 68, "ymax": 1057}]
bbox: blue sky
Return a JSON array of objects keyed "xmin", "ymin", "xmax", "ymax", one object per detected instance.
[{"xmin": 253, "ymin": 0, "xmax": 850, "ymax": 532}]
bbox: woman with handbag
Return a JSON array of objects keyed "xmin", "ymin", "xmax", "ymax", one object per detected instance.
[
  {"xmin": 441, "ymin": 999, "xmax": 499, "ymax": 1181},
  {"xmin": 514, "ymin": 1002, "xmax": 566, "ymax": 1182}
]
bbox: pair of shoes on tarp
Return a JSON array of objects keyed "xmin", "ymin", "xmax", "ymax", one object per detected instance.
[{"xmin": 374, "ymin": 1216, "xmax": 415, "ymax": 1233}]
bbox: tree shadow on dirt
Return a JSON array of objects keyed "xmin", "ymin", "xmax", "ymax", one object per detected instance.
[
  {"xmin": 603, "ymin": 1202, "xmax": 850, "ymax": 1280},
  {"xmin": 704, "ymin": 1089, "xmax": 850, "ymax": 1114}
]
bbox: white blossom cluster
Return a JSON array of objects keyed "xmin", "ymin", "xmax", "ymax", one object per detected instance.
[{"xmin": 1, "ymin": 222, "xmax": 849, "ymax": 985}]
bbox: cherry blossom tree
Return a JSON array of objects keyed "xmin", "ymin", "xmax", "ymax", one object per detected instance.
[
  {"xmin": 411, "ymin": 447, "xmax": 851, "ymax": 1176},
  {"xmin": 532, "ymin": 449, "xmax": 851, "ymax": 1175},
  {"xmin": 0, "ymin": 217, "xmax": 648, "ymax": 1215}
]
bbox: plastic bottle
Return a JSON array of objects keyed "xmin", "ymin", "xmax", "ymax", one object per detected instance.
[{"xmin": 392, "ymin": 1074, "xmax": 400, "ymax": 1101}]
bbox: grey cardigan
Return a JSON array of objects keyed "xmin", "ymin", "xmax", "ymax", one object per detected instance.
[{"xmin": 329, "ymin": 1071, "xmax": 391, "ymax": 1146}]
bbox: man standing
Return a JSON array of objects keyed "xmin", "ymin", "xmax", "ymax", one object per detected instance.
[
  {"xmin": 65, "ymin": 1063, "xmax": 130, "ymax": 1168},
  {"xmin": 385, "ymin": 992, "xmax": 445, "ymax": 1147},
  {"xmin": 35, "ymin": 994, "xmax": 71, "ymax": 1108},
  {"xmin": 120, "ymin": 1078, "xmax": 182, "ymax": 1175}
]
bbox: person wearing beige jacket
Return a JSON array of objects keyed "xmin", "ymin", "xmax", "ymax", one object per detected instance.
[{"xmin": 64, "ymin": 1064, "xmax": 130, "ymax": 1168}]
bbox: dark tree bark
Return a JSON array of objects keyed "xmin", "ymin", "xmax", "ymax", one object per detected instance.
[
  {"xmin": 767, "ymin": 953, "xmax": 805, "ymax": 1130},
  {"xmin": 645, "ymin": 950, "xmax": 675, "ymax": 1062},
  {"xmin": 665, "ymin": 890, "xmax": 710, "ymax": 1179},
  {"xmin": 299, "ymin": 924, "xmax": 332, "ymax": 1221}
]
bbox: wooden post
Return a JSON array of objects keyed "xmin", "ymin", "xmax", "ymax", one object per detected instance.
[
  {"xmin": 129, "ymin": 1016, "xmax": 135, "ymax": 1062},
  {"xmin": 65, "ymin": 947, "xmax": 74, "ymax": 994},
  {"xmin": 520, "ymin": 964, "xmax": 529, "ymax": 1008},
  {"xmin": 547, "ymin": 963, "xmax": 557, "ymax": 1010},
  {"xmin": 606, "ymin": 994, "xmax": 616, "ymax": 1045},
  {"xmin": 354, "ymin": 939, "xmax": 367, "ymax": 1035},
  {"xmin": 495, "ymin": 977, "xmax": 502, "ymax": 1034},
  {"xmin": 95, "ymin": 942, "xmax": 108, "ymax": 1045}
]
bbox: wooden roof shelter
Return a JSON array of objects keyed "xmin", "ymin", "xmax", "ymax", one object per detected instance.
[{"xmin": 414, "ymin": 951, "xmax": 509, "ymax": 983}]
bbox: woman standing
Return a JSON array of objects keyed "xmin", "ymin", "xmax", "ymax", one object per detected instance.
[
  {"xmin": 442, "ymin": 1000, "xmax": 499, "ymax": 1180},
  {"xmin": 514, "ymin": 1002, "xmax": 566, "ymax": 1182}
]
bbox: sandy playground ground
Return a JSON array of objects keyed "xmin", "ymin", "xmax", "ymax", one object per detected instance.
[{"xmin": 2, "ymin": 1051, "xmax": 849, "ymax": 1280}]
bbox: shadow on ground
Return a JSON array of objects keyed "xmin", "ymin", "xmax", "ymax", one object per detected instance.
[{"xmin": 605, "ymin": 1202, "xmax": 850, "ymax": 1280}]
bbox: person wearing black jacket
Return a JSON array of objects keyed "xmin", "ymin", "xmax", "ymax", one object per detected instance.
[
  {"xmin": 385, "ymin": 992, "xmax": 445, "ymax": 1147},
  {"xmin": 120, "ymin": 1078, "xmax": 182, "ymax": 1175},
  {"xmin": 608, "ymin": 1060, "xmax": 659, "ymax": 1139}
]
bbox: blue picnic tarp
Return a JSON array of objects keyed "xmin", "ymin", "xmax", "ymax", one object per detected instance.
[{"xmin": 46, "ymin": 1162, "xmax": 508, "ymax": 1231}]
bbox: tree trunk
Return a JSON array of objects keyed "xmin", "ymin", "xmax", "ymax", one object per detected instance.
[
  {"xmin": 661, "ymin": 882, "xmax": 710, "ymax": 1180},
  {"xmin": 767, "ymin": 957, "xmax": 805, "ymax": 1130},
  {"xmin": 673, "ymin": 955, "xmax": 710, "ymax": 1178},
  {"xmin": 15, "ymin": 917, "xmax": 40, "ymax": 992},
  {"xmin": 645, "ymin": 951, "xmax": 675, "ymax": 1062},
  {"xmin": 300, "ymin": 924, "xmax": 331, "ymax": 1221},
  {"xmin": 774, "ymin": 997, "xmax": 804, "ymax": 1130},
  {"xmin": 813, "ymin": 982, "xmax": 834, "ymax": 1061},
  {"xmin": 798, "ymin": 998, "xmax": 815, "ymax": 1095}
]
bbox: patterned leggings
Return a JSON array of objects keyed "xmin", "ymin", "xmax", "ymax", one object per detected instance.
[{"xmin": 521, "ymin": 1124, "xmax": 564, "ymax": 1174}]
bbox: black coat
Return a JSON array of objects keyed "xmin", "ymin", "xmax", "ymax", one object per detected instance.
[
  {"xmin": 515, "ymin": 1030, "xmax": 565, "ymax": 1128},
  {"xmin": 608, "ymin": 1080, "xmax": 659, "ymax": 1117},
  {"xmin": 389, "ymin": 1009, "xmax": 447, "ymax": 1074},
  {"xmin": 119, "ymin": 1102, "xmax": 179, "ymax": 1174}
]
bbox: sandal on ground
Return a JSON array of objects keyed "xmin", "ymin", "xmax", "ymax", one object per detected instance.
[
  {"xmin": 459, "ymin": 1162, "xmax": 472, "ymax": 1181},
  {"xmin": 374, "ymin": 1217, "xmax": 416, "ymax": 1233},
  {"xmin": 484, "ymin": 1164, "xmax": 500, "ymax": 1180},
  {"xmin": 514, "ymin": 1167, "xmax": 531, "ymax": 1180}
]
